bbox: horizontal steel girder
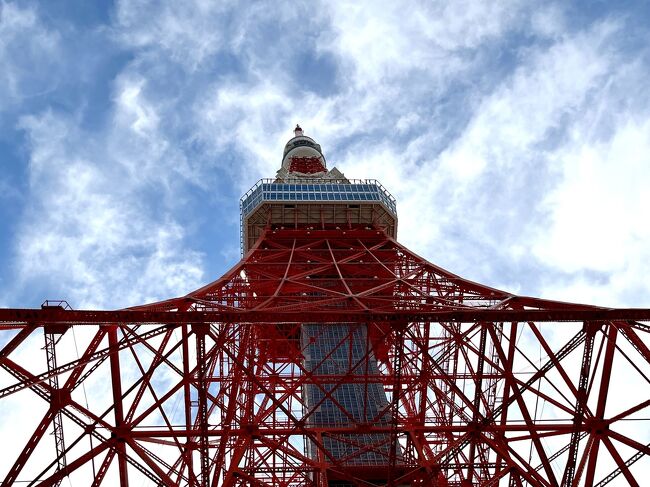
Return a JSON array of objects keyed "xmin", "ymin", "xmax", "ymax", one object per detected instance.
[{"xmin": 1, "ymin": 307, "xmax": 649, "ymax": 327}]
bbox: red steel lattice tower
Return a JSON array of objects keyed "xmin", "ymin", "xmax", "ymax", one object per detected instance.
[{"xmin": 1, "ymin": 125, "xmax": 650, "ymax": 486}]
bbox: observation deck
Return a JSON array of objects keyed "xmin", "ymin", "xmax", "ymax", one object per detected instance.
[{"xmin": 240, "ymin": 178, "xmax": 397, "ymax": 253}]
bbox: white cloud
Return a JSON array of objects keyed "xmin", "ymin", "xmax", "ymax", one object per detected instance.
[
  {"xmin": 438, "ymin": 20, "xmax": 617, "ymax": 182},
  {"xmin": 320, "ymin": 0, "xmax": 524, "ymax": 87},
  {"xmin": 15, "ymin": 105, "xmax": 204, "ymax": 309},
  {"xmin": 534, "ymin": 117, "xmax": 650, "ymax": 306},
  {"xmin": 529, "ymin": 4, "xmax": 567, "ymax": 39},
  {"xmin": 116, "ymin": 77, "xmax": 160, "ymax": 135},
  {"xmin": 110, "ymin": 72, "xmax": 208, "ymax": 191},
  {"xmin": 0, "ymin": 2, "xmax": 61, "ymax": 109},
  {"xmin": 113, "ymin": 0, "xmax": 233, "ymax": 69},
  {"xmin": 196, "ymin": 80, "xmax": 293, "ymax": 185}
]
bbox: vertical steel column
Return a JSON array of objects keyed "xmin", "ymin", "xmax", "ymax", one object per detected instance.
[
  {"xmin": 584, "ymin": 323, "xmax": 618, "ymax": 486},
  {"xmin": 388, "ymin": 322, "xmax": 405, "ymax": 486},
  {"xmin": 44, "ymin": 330, "xmax": 66, "ymax": 487},
  {"xmin": 467, "ymin": 323, "xmax": 488, "ymax": 482},
  {"xmin": 108, "ymin": 327, "xmax": 129, "ymax": 487},
  {"xmin": 182, "ymin": 324, "xmax": 198, "ymax": 486},
  {"xmin": 194, "ymin": 325, "xmax": 210, "ymax": 487},
  {"xmin": 561, "ymin": 322, "xmax": 597, "ymax": 487}
]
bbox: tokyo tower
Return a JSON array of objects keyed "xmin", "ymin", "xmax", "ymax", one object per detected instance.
[{"xmin": 1, "ymin": 125, "xmax": 650, "ymax": 486}]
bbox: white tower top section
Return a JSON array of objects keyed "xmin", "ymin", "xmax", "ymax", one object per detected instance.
[
  {"xmin": 279, "ymin": 124, "xmax": 327, "ymax": 176},
  {"xmin": 278, "ymin": 125, "xmax": 327, "ymax": 179},
  {"xmin": 276, "ymin": 125, "xmax": 346, "ymax": 181}
]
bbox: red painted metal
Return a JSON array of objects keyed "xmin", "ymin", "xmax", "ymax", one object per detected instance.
[
  {"xmin": 289, "ymin": 156, "xmax": 325, "ymax": 174},
  {"xmin": 1, "ymin": 227, "xmax": 649, "ymax": 485}
]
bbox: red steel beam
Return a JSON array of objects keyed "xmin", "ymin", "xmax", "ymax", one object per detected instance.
[
  {"xmin": 108, "ymin": 328, "xmax": 130, "ymax": 487},
  {"xmin": 1, "ymin": 307, "xmax": 650, "ymax": 326}
]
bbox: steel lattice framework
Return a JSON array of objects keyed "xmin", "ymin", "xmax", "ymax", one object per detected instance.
[
  {"xmin": 2, "ymin": 125, "xmax": 650, "ymax": 486},
  {"xmin": 1, "ymin": 227, "xmax": 650, "ymax": 486}
]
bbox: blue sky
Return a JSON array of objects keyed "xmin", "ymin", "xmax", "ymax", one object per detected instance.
[{"xmin": 1, "ymin": 0, "xmax": 650, "ymax": 310}]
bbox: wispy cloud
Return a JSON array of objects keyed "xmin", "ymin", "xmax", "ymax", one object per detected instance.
[
  {"xmin": 16, "ymin": 98, "xmax": 204, "ymax": 309},
  {"xmin": 0, "ymin": 2, "xmax": 61, "ymax": 110},
  {"xmin": 113, "ymin": 0, "xmax": 234, "ymax": 69}
]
